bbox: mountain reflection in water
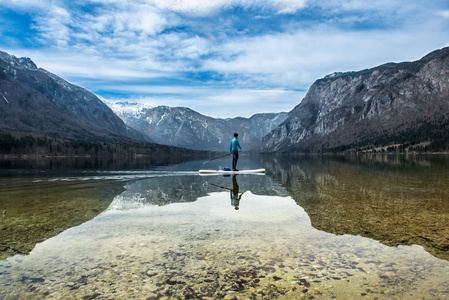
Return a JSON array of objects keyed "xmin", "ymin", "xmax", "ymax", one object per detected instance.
[
  {"xmin": 109, "ymin": 172, "xmax": 288, "ymax": 210},
  {"xmin": 1, "ymin": 155, "xmax": 449, "ymax": 299},
  {"xmin": 257, "ymin": 154, "xmax": 449, "ymax": 261}
]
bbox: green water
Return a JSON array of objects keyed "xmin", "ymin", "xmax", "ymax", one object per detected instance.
[{"xmin": 0, "ymin": 155, "xmax": 448, "ymax": 299}]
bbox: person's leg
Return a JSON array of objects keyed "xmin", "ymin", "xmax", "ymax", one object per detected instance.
[{"xmin": 232, "ymin": 150, "xmax": 239, "ymax": 171}]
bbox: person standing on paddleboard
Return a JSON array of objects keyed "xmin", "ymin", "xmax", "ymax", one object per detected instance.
[{"xmin": 230, "ymin": 133, "xmax": 243, "ymax": 171}]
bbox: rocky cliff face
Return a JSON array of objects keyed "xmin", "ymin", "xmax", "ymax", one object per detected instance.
[
  {"xmin": 111, "ymin": 103, "xmax": 287, "ymax": 151},
  {"xmin": 259, "ymin": 47, "xmax": 449, "ymax": 153},
  {"xmin": 0, "ymin": 50, "xmax": 142, "ymax": 143}
]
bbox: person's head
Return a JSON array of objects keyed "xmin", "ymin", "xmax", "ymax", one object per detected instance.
[{"xmin": 234, "ymin": 133, "xmax": 239, "ymax": 138}]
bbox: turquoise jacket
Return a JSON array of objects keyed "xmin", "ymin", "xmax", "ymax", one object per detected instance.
[{"xmin": 230, "ymin": 138, "xmax": 242, "ymax": 152}]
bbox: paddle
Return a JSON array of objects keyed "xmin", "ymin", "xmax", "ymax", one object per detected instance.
[
  {"xmin": 208, "ymin": 182, "xmax": 246, "ymax": 196},
  {"xmin": 202, "ymin": 152, "xmax": 232, "ymax": 164},
  {"xmin": 202, "ymin": 150, "xmax": 243, "ymax": 164}
]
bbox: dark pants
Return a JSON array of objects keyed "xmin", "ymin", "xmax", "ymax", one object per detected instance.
[{"xmin": 232, "ymin": 150, "xmax": 239, "ymax": 170}]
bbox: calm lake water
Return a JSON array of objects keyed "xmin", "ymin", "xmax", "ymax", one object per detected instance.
[{"xmin": 1, "ymin": 154, "xmax": 449, "ymax": 299}]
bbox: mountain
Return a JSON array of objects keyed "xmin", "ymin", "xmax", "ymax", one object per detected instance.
[
  {"xmin": 0, "ymin": 50, "xmax": 142, "ymax": 143},
  {"xmin": 110, "ymin": 102, "xmax": 287, "ymax": 151},
  {"xmin": 259, "ymin": 47, "xmax": 449, "ymax": 153}
]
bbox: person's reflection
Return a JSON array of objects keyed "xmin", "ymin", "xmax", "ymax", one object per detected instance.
[
  {"xmin": 209, "ymin": 175, "xmax": 245, "ymax": 210},
  {"xmin": 230, "ymin": 175, "xmax": 244, "ymax": 210}
]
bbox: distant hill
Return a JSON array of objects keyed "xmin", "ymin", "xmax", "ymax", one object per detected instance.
[
  {"xmin": 0, "ymin": 50, "xmax": 143, "ymax": 144},
  {"xmin": 259, "ymin": 47, "xmax": 449, "ymax": 153},
  {"xmin": 109, "ymin": 103, "xmax": 287, "ymax": 151}
]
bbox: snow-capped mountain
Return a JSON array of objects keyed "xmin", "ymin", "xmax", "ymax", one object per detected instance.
[{"xmin": 108, "ymin": 101, "xmax": 287, "ymax": 151}]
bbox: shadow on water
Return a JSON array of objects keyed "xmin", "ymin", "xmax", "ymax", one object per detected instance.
[{"xmin": 255, "ymin": 154, "xmax": 449, "ymax": 261}]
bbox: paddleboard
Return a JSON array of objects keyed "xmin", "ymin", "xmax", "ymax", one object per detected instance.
[{"xmin": 199, "ymin": 168, "xmax": 265, "ymax": 175}]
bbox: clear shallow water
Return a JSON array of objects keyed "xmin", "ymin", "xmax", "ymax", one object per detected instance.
[{"xmin": 1, "ymin": 155, "xmax": 449, "ymax": 299}]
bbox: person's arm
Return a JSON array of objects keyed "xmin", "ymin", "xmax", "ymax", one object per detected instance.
[
  {"xmin": 237, "ymin": 139, "xmax": 243, "ymax": 151},
  {"xmin": 230, "ymin": 141, "xmax": 233, "ymax": 153}
]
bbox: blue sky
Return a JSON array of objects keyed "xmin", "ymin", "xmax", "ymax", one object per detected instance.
[{"xmin": 1, "ymin": 0, "xmax": 449, "ymax": 117}]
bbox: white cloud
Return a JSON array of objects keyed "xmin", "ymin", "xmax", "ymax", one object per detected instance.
[
  {"xmin": 311, "ymin": 0, "xmax": 399, "ymax": 12},
  {"xmin": 169, "ymin": 35, "xmax": 211, "ymax": 60},
  {"xmin": 33, "ymin": 6, "xmax": 71, "ymax": 47},
  {"xmin": 270, "ymin": 0, "xmax": 308, "ymax": 14},
  {"xmin": 1, "ymin": 0, "xmax": 50, "ymax": 10},
  {"xmin": 201, "ymin": 21, "xmax": 448, "ymax": 90},
  {"xmin": 437, "ymin": 10, "xmax": 449, "ymax": 18},
  {"xmin": 141, "ymin": 0, "xmax": 307, "ymax": 15},
  {"xmin": 144, "ymin": 0, "xmax": 233, "ymax": 15},
  {"xmin": 3, "ymin": 0, "xmax": 449, "ymax": 118},
  {"xmin": 16, "ymin": 49, "xmax": 170, "ymax": 83},
  {"xmin": 107, "ymin": 4, "xmax": 168, "ymax": 37},
  {"xmin": 22, "ymin": 1, "xmax": 173, "ymax": 53},
  {"xmin": 106, "ymin": 87, "xmax": 304, "ymax": 118}
]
